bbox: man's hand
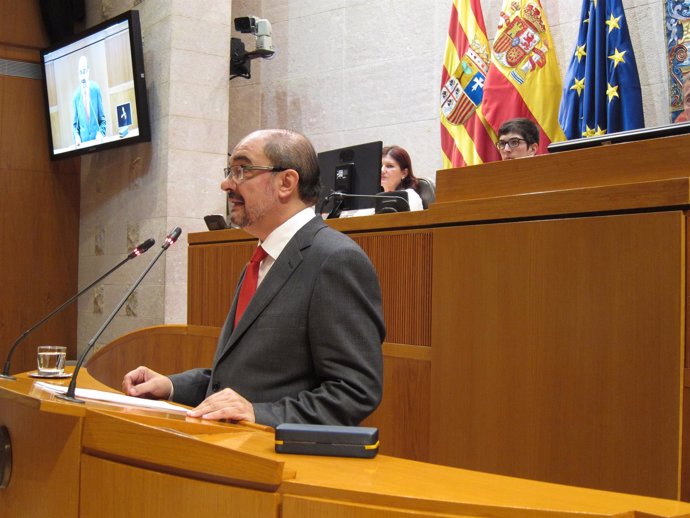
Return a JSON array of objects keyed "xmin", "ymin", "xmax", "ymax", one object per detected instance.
[
  {"xmin": 122, "ymin": 366, "xmax": 173, "ymax": 400},
  {"xmin": 187, "ymin": 388, "xmax": 255, "ymax": 422}
]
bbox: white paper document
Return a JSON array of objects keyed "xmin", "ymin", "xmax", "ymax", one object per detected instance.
[{"xmin": 35, "ymin": 381, "xmax": 189, "ymax": 414}]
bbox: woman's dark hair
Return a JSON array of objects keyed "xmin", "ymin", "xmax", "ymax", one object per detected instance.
[
  {"xmin": 382, "ymin": 145, "xmax": 419, "ymax": 191},
  {"xmin": 497, "ymin": 117, "xmax": 540, "ymax": 146}
]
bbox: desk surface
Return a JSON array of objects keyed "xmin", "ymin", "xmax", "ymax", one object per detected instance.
[{"xmin": 3, "ymin": 369, "xmax": 690, "ymax": 517}]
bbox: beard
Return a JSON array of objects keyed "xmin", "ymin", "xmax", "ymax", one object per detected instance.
[{"xmin": 228, "ymin": 180, "xmax": 276, "ymax": 229}]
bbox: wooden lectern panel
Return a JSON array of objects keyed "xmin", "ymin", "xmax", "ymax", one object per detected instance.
[
  {"xmin": 0, "ymin": 394, "xmax": 81, "ymax": 518},
  {"xmin": 354, "ymin": 231, "xmax": 433, "ymax": 347},
  {"xmin": 80, "ymin": 455, "xmax": 280, "ymax": 518},
  {"xmin": 430, "ymin": 211, "xmax": 684, "ymax": 499},
  {"xmin": 4, "ymin": 373, "xmax": 690, "ymax": 517},
  {"xmin": 85, "ymin": 324, "xmax": 219, "ymax": 389},
  {"xmin": 188, "ymin": 241, "xmax": 256, "ymax": 326}
]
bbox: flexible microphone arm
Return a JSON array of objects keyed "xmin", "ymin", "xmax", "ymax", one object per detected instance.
[
  {"xmin": 57, "ymin": 227, "xmax": 182, "ymax": 404},
  {"xmin": 326, "ymin": 191, "xmax": 412, "ymax": 211},
  {"xmin": 0, "ymin": 238, "xmax": 156, "ymax": 381}
]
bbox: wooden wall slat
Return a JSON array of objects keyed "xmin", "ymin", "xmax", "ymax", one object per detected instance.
[
  {"xmin": 353, "ymin": 231, "xmax": 433, "ymax": 347},
  {"xmin": 0, "ymin": 1, "xmax": 80, "ymax": 374}
]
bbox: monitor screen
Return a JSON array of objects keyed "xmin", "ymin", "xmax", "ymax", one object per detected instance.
[
  {"xmin": 375, "ymin": 190, "xmax": 410, "ymax": 214},
  {"xmin": 547, "ymin": 121, "xmax": 690, "ymax": 154},
  {"xmin": 317, "ymin": 141, "xmax": 383, "ymax": 216},
  {"xmin": 40, "ymin": 10, "xmax": 151, "ymax": 160}
]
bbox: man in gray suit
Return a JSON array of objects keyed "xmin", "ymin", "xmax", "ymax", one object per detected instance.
[{"xmin": 123, "ymin": 129, "xmax": 385, "ymax": 427}]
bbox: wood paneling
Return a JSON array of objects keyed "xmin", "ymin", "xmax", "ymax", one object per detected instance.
[
  {"xmin": 0, "ymin": 1, "xmax": 49, "ymax": 56},
  {"xmin": 80, "ymin": 455, "xmax": 279, "ymax": 518},
  {"xmin": 431, "ymin": 212, "xmax": 684, "ymax": 499},
  {"xmin": 362, "ymin": 344, "xmax": 431, "ymax": 461},
  {"xmin": 81, "ymin": 411, "xmax": 288, "ymax": 489},
  {"xmin": 0, "ymin": 395, "xmax": 81, "ymax": 518},
  {"xmin": 188, "ymin": 241, "xmax": 256, "ymax": 326},
  {"xmin": 436, "ymin": 133, "xmax": 690, "ymax": 203},
  {"xmin": 353, "ymin": 231, "xmax": 433, "ymax": 347},
  {"xmin": 85, "ymin": 325, "xmax": 219, "ymax": 389},
  {"xmin": 0, "ymin": 1, "xmax": 80, "ymax": 377}
]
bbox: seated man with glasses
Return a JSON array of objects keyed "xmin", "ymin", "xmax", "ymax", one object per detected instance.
[
  {"xmin": 123, "ymin": 129, "xmax": 385, "ymax": 428},
  {"xmin": 495, "ymin": 117, "xmax": 540, "ymax": 160}
]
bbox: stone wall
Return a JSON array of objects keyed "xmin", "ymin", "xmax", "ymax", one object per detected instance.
[
  {"xmin": 77, "ymin": 0, "xmax": 230, "ymax": 352},
  {"xmin": 229, "ymin": 0, "xmax": 666, "ymax": 180}
]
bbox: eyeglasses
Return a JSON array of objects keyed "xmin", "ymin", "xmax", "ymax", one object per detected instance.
[
  {"xmin": 495, "ymin": 137, "xmax": 527, "ymax": 150},
  {"xmin": 223, "ymin": 164, "xmax": 285, "ymax": 183}
]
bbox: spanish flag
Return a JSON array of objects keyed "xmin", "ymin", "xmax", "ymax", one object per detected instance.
[
  {"xmin": 481, "ymin": 0, "xmax": 566, "ymax": 154},
  {"xmin": 440, "ymin": 0, "xmax": 492, "ymax": 168}
]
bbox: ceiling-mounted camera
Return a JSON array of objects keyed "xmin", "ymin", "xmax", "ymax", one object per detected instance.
[{"xmin": 230, "ymin": 16, "xmax": 275, "ymax": 80}]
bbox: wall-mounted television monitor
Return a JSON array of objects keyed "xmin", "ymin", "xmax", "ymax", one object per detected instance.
[
  {"xmin": 317, "ymin": 141, "xmax": 383, "ymax": 217},
  {"xmin": 40, "ymin": 10, "xmax": 150, "ymax": 160}
]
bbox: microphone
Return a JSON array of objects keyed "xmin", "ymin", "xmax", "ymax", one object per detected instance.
[
  {"xmin": 0, "ymin": 238, "xmax": 156, "ymax": 381},
  {"xmin": 57, "ymin": 227, "xmax": 182, "ymax": 404}
]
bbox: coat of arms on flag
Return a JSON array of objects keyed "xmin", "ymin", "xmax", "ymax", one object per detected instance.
[
  {"xmin": 441, "ymin": 39, "xmax": 490, "ymax": 126},
  {"xmin": 492, "ymin": 2, "xmax": 551, "ymax": 85},
  {"xmin": 440, "ymin": 0, "xmax": 494, "ymax": 168}
]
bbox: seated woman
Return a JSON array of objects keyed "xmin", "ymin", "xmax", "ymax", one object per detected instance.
[{"xmin": 381, "ymin": 145, "xmax": 424, "ymax": 211}]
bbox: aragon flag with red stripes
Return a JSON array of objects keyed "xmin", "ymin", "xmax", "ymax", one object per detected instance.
[{"xmin": 440, "ymin": 0, "xmax": 492, "ymax": 168}]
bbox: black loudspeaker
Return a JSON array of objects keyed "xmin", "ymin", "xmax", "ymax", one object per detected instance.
[{"xmin": 39, "ymin": 0, "xmax": 85, "ymax": 44}]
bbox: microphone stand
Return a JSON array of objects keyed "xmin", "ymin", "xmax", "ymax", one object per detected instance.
[
  {"xmin": 324, "ymin": 191, "xmax": 345, "ymax": 219},
  {"xmin": 325, "ymin": 191, "xmax": 411, "ymax": 217},
  {"xmin": 0, "ymin": 238, "xmax": 155, "ymax": 381},
  {"xmin": 57, "ymin": 228, "xmax": 181, "ymax": 404}
]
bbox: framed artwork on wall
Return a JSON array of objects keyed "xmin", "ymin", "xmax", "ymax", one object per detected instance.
[{"xmin": 666, "ymin": 0, "xmax": 690, "ymax": 122}]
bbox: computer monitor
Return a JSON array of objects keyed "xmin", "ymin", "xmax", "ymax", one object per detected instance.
[
  {"xmin": 375, "ymin": 190, "xmax": 410, "ymax": 214},
  {"xmin": 39, "ymin": 10, "xmax": 151, "ymax": 160},
  {"xmin": 547, "ymin": 121, "xmax": 690, "ymax": 154},
  {"xmin": 317, "ymin": 141, "xmax": 383, "ymax": 217}
]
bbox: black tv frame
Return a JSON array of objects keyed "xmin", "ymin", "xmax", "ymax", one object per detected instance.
[
  {"xmin": 317, "ymin": 141, "xmax": 383, "ymax": 216},
  {"xmin": 39, "ymin": 10, "xmax": 151, "ymax": 160},
  {"xmin": 547, "ymin": 122, "xmax": 690, "ymax": 154}
]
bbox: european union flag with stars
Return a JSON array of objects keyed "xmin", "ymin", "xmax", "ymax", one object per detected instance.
[{"xmin": 558, "ymin": 0, "xmax": 644, "ymax": 139}]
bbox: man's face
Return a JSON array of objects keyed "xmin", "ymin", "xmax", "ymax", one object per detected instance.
[
  {"xmin": 497, "ymin": 132, "xmax": 538, "ymax": 160},
  {"xmin": 221, "ymin": 134, "xmax": 279, "ymax": 236},
  {"xmin": 78, "ymin": 60, "xmax": 89, "ymax": 87}
]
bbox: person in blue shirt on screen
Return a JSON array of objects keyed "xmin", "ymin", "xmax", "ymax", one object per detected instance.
[{"xmin": 72, "ymin": 55, "xmax": 107, "ymax": 146}]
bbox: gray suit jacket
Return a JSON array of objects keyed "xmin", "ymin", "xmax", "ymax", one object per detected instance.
[{"xmin": 169, "ymin": 216, "xmax": 385, "ymax": 427}]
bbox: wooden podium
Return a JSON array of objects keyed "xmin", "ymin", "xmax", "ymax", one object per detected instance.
[
  {"xmin": 185, "ymin": 133, "xmax": 690, "ymax": 501},
  {"xmin": 3, "ymin": 370, "xmax": 690, "ymax": 517}
]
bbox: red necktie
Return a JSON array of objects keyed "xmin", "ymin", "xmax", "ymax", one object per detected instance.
[
  {"xmin": 234, "ymin": 246, "xmax": 268, "ymax": 326},
  {"xmin": 84, "ymin": 91, "xmax": 90, "ymax": 121}
]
